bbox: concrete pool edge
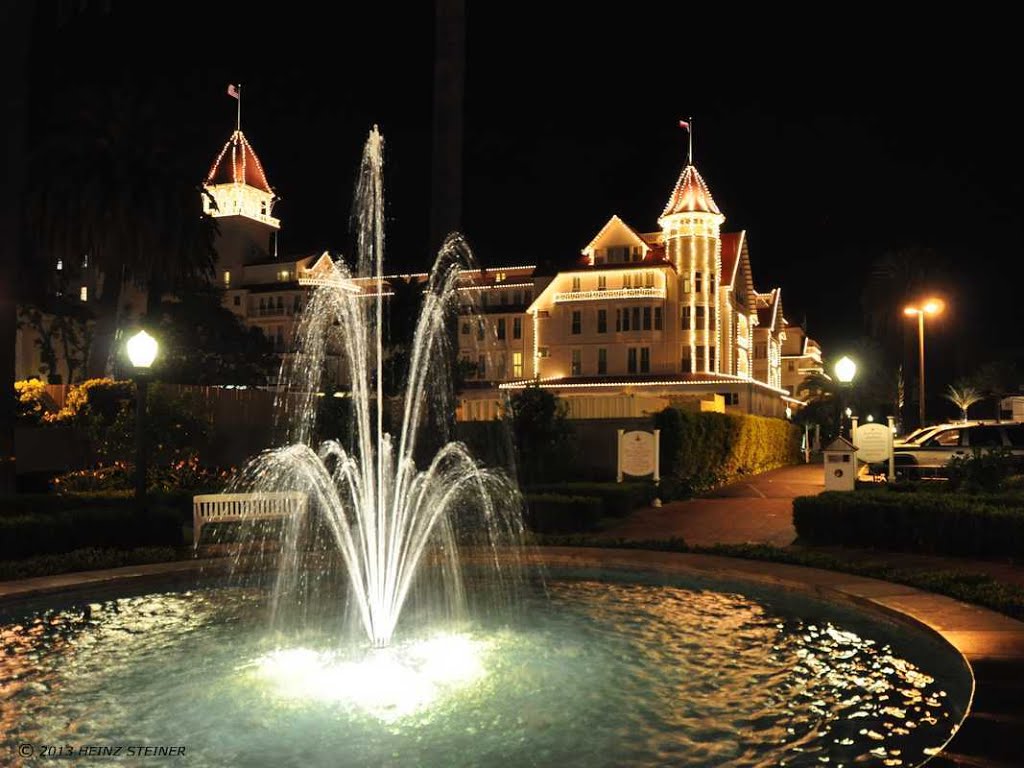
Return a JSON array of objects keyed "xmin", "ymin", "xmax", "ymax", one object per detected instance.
[{"xmin": 4, "ymin": 548, "xmax": 1021, "ymax": 766}]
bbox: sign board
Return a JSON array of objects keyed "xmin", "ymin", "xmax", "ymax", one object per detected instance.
[
  {"xmin": 855, "ymin": 423, "xmax": 891, "ymax": 464},
  {"xmin": 617, "ymin": 429, "xmax": 660, "ymax": 482}
]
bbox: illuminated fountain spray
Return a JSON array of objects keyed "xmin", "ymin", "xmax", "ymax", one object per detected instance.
[{"xmin": 230, "ymin": 127, "xmax": 524, "ymax": 649}]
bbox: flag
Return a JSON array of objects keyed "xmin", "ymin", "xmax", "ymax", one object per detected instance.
[
  {"xmin": 678, "ymin": 119, "xmax": 690, "ymax": 130},
  {"xmin": 227, "ymin": 84, "xmax": 240, "ymax": 100}
]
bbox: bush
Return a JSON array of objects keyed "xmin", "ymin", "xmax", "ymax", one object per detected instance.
[
  {"xmin": 14, "ymin": 378, "xmax": 55, "ymax": 424},
  {"xmin": 523, "ymin": 494, "xmax": 603, "ymax": 533},
  {"xmin": 525, "ymin": 482, "xmax": 652, "ymax": 517},
  {"xmin": 0, "ymin": 502, "xmax": 184, "ymax": 559},
  {"xmin": 654, "ymin": 408, "xmax": 800, "ymax": 493},
  {"xmin": 52, "ymin": 456, "xmax": 231, "ymax": 494},
  {"xmin": 793, "ymin": 490, "xmax": 1024, "ymax": 558},
  {"xmin": 947, "ymin": 447, "xmax": 1017, "ymax": 492}
]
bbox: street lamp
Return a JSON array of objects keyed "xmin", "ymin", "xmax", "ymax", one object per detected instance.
[
  {"xmin": 126, "ymin": 330, "xmax": 159, "ymax": 507},
  {"xmin": 904, "ymin": 299, "xmax": 944, "ymax": 427},
  {"xmin": 834, "ymin": 356, "xmax": 857, "ymax": 438}
]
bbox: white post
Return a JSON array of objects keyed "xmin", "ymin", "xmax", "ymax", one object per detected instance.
[
  {"xmin": 616, "ymin": 429, "xmax": 624, "ymax": 483},
  {"xmin": 653, "ymin": 429, "xmax": 661, "ymax": 483},
  {"xmin": 803, "ymin": 423, "xmax": 810, "ymax": 463},
  {"xmin": 851, "ymin": 416, "xmax": 859, "ymax": 474},
  {"xmin": 887, "ymin": 415, "xmax": 896, "ymax": 482}
]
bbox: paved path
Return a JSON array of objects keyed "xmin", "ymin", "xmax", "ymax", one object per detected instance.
[{"xmin": 598, "ymin": 462, "xmax": 823, "ymax": 545}]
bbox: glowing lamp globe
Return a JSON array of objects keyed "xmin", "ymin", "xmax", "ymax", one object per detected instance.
[
  {"xmin": 126, "ymin": 330, "xmax": 159, "ymax": 369},
  {"xmin": 834, "ymin": 356, "xmax": 857, "ymax": 384}
]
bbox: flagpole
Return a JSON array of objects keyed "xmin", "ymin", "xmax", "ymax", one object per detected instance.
[
  {"xmin": 236, "ymin": 84, "xmax": 241, "ymax": 132},
  {"xmin": 688, "ymin": 115, "xmax": 693, "ymax": 166}
]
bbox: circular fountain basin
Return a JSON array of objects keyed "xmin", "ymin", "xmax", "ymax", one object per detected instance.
[{"xmin": 0, "ymin": 565, "xmax": 970, "ymax": 767}]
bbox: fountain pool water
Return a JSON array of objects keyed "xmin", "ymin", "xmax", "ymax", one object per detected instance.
[{"xmin": 0, "ymin": 572, "xmax": 970, "ymax": 767}]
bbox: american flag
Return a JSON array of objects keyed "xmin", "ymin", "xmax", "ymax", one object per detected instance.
[
  {"xmin": 678, "ymin": 119, "xmax": 690, "ymax": 131},
  {"xmin": 227, "ymin": 84, "xmax": 240, "ymax": 100}
]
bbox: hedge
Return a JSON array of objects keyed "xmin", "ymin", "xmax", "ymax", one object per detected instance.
[
  {"xmin": 525, "ymin": 482, "xmax": 652, "ymax": 517},
  {"xmin": 523, "ymin": 494, "xmax": 603, "ymax": 533},
  {"xmin": 793, "ymin": 490, "xmax": 1024, "ymax": 558},
  {"xmin": 655, "ymin": 408, "xmax": 800, "ymax": 493}
]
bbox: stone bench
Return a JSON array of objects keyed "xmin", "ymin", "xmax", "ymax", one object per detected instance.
[{"xmin": 192, "ymin": 492, "xmax": 307, "ymax": 546}]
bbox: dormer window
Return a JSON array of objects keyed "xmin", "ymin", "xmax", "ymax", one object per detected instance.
[{"xmin": 571, "ymin": 276, "xmax": 581, "ymax": 292}]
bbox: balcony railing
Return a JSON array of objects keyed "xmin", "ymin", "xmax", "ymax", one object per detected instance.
[{"xmin": 553, "ymin": 286, "xmax": 666, "ymax": 303}]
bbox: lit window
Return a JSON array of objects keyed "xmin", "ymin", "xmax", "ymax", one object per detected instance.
[
  {"xmin": 598, "ymin": 276, "xmax": 606, "ymax": 291},
  {"xmin": 571, "ymin": 276, "xmax": 581, "ymax": 292},
  {"xmin": 571, "ymin": 349, "xmax": 582, "ymax": 376},
  {"xmin": 224, "ymin": 270, "xmax": 231, "ymax": 287},
  {"xmin": 512, "ymin": 352, "xmax": 523, "ymax": 378},
  {"xmin": 56, "ymin": 259, "xmax": 63, "ymax": 271},
  {"xmin": 79, "ymin": 285, "xmax": 87, "ymax": 302}
]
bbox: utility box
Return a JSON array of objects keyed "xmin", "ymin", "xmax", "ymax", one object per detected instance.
[{"xmin": 823, "ymin": 436, "xmax": 858, "ymax": 492}]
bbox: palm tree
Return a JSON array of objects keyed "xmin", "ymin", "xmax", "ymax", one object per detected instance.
[
  {"xmin": 943, "ymin": 382, "xmax": 983, "ymax": 422},
  {"xmin": 23, "ymin": 79, "xmax": 215, "ymax": 377}
]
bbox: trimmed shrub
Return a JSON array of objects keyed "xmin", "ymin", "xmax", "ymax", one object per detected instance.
[
  {"xmin": 655, "ymin": 408, "xmax": 800, "ymax": 492},
  {"xmin": 525, "ymin": 482, "xmax": 652, "ymax": 517},
  {"xmin": 0, "ymin": 503, "xmax": 184, "ymax": 559},
  {"xmin": 793, "ymin": 490, "xmax": 1024, "ymax": 558},
  {"xmin": 523, "ymin": 494, "xmax": 603, "ymax": 533}
]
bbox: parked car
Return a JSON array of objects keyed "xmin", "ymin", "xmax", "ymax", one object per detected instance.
[
  {"xmin": 894, "ymin": 425, "xmax": 942, "ymax": 447},
  {"xmin": 892, "ymin": 422, "xmax": 1024, "ymax": 478}
]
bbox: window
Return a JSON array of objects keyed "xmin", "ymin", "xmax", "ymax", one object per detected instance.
[
  {"xmin": 82, "ymin": 254, "xmax": 89, "ymax": 268},
  {"xmin": 928, "ymin": 429, "xmax": 961, "ymax": 447},
  {"xmin": 594, "ymin": 249, "xmax": 605, "ymax": 265},
  {"xmin": 681, "ymin": 347, "xmax": 691, "ymax": 371},
  {"xmin": 513, "ymin": 317, "xmax": 522, "ymax": 339},
  {"xmin": 512, "ymin": 352, "xmax": 523, "ymax": 378},
  {"xmin": 622, "ymin": 274, "xmax": 631, "ymax": 289},
  {"xmin": 755, "ymin": 343, "xmax": 767, "ymax": 358},
  {"xmin": 477, "ymin": 320, "xmax": 485, "ymax": 341},
  {"xmin": 968, "ymin": 426, "xmax": 1004, "ymax": 448},
  {"xmin": 233, "ymin": 295, "xmax": 241, "ymax": 306},
  {"xmin": 56, "ymin": 259, "xmax": 63, "ymax": 271},
  {"xmin": 571, "ymin": 276, "xmax": 581, "ymax": 292},
  {"xmin": 500, "ymin": 291, "xmax": 508, "ymax": 305},
  {"xmin": 461, "ymin": 321, "xmax": 470, "ymax": 335},
  {"xmin": 627, "ymin": 348, "xmax": 638, "ymax": 373},
  {"xmin": 598, "ymin": 275, "xmax": 607, "ymax": 291},
  {"xmin": 597, "ymin": 309, "xmax": 607, "ymax": 333},
  {"xmin": 277, "ymin": 296, "xmax": 284, "ymax": 311},
  {"xmin": 631, "ymin": 307, "xmax": 640, "ymax": 330},
  {"xmin": 497, "ymin": 318, "xmax": 506, "ymax": 340},
  {"xmin": 682, "ymin": 306, "xmax": 691, "ymax": 327},
  {"xmin": 477, "ymin": 355, "xmax": 487, "ymax": 378},
  {"xmin": 224, "ymin": 270, "xmax": 231, "ymax": 287},
  {"xmin": 682, "ymin": 277, "xmax": 691, "ymax": 293},
  {"xmin": 696, "ymin": 306, "xmax": 705, "ymax": 327},
  {"xmin": 79, "ymin": 285, "xmax": 87, "ymax": 302},
  {"xmin": 718, "ymin": 392, "xmax": 739, "ymax": 406},
  {"xmin": 571, "ymin": 311, "xmax": 581, "ymax": 335},
  {"xmin": 631, "ymin": 246, "xmax": 642, "ymax": 262},
  {"xmin": 513, "ymin": 291, "xmax": 522, "ymax": 305},
  {"xmin": 481, "ymin": 292, "xmax": 489, "ymax": 307},
  {"xmin": 710, "ymin": 274, "xmax": 716, "ymax": 293},
  {"xmin": 293, "ymin": 295, "xmax": 301, "ymax": 312},
  {"xmin": 695, "ymin": 272, "xmax": 703, "ymax": 293},
  {"xmin": 640, "ymin": 347, "xmax": 650, "ymax": 373},
  {"xmin": 654, "ymin": 307, "xmax": 663, "ymax": 330},
  {"xmin": 642, "ymin": 307, "xmax": 652, "ymax": 330},
  {"xmin": 598, "ymin": 348, "xmax": 607, "ymax": 374},
  {"xmin": 708, "ymin": 307, "xmax": 715, "ymax": 327},
  {"xmin": 696, "ymin": 346, "xmax": 706, "ymax": 369},
  {"xmin": 622, "ymin": 308, "xmax": 630, "ymax": 331},
  {"xmin": 787, "ymin": 361, "xmax": 796, "ymax": 372},
  {"xmin": 645, "ymin": 272, "xmax": 654, "ymax": 288},
  {"xmin": 616, "ymin": 309, "xmax": 622, "ymax": 332},
  {"xmin": 571, "ymin": 349, "xmax": 582, "ymax": 376},
  {"xmin": 709, "ymin": 347, "xmax": 716, "ymax": 370}
]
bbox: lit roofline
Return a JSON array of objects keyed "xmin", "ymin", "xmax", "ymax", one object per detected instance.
[{"xmin": 498, "ymin": 373, "xmax": 792, "ymax": 397}]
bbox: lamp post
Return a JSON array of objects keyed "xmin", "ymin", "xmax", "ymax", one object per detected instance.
[
  {"xmin": 835, "ymin": 356, "xmax": 857, "ymax": 438},
  {"xmin": 126, "ymin": 330, "xmax": 158, "ymax": 508},
  {"xmin": 903, "ymin": 299, "xmax": 944, "ymax": 427}
]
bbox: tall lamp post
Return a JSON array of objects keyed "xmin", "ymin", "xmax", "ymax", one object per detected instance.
[
  {"xmin": 903, "ymin": 299, "xmax": 944, "ymax": 427},
  {"xmin": 835, "ymin": 356, "xmax": 857, "ymax": 438},
  {"xmin": 126, "ymin": 330, "xmax": 158, "ymax": 508}
]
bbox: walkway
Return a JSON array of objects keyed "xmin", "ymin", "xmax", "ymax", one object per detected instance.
[{"xmin": 598, "ymin": 462, "xmax": 823, "ymax": 545}]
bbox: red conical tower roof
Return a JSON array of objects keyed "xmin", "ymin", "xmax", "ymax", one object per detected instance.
[
  {"xmin": 205, "ymin": 130, "xmax": 273, "ymax": 194},
  {"xmin": 661, "ymin": 164, "xmax": 720, "ymax": 217}
]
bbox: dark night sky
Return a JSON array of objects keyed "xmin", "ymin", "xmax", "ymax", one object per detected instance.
[{"xmin": 30, "ymin": 2, "xmax": 1024, "ymax": 381}]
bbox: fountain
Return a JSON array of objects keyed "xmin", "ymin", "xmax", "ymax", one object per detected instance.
[{"xmin": 226, "ymin": 127, "xmax": 526, "ymax": 650}]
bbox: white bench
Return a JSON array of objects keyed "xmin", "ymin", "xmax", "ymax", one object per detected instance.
[{"xmin": 192, "ymin": 492, "xmax": 307, "ymax": 546}]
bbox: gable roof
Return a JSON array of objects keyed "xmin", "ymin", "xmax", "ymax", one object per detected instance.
[{"xmin": 581, "ymin": 215, "xmax": 652, "ymax": 261}]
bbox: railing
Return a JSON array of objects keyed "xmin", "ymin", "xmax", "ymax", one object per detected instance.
[
  {"xmin": 553, "ymin": 287, "xmax": 666, "ymax": 303},
  {"xmin": 249, "ymin": 307, "xmax": 296, "ymax": 318},
  {"xmin": 192, "ymin": 492, "xmax": 306, "ymax": 546}
]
